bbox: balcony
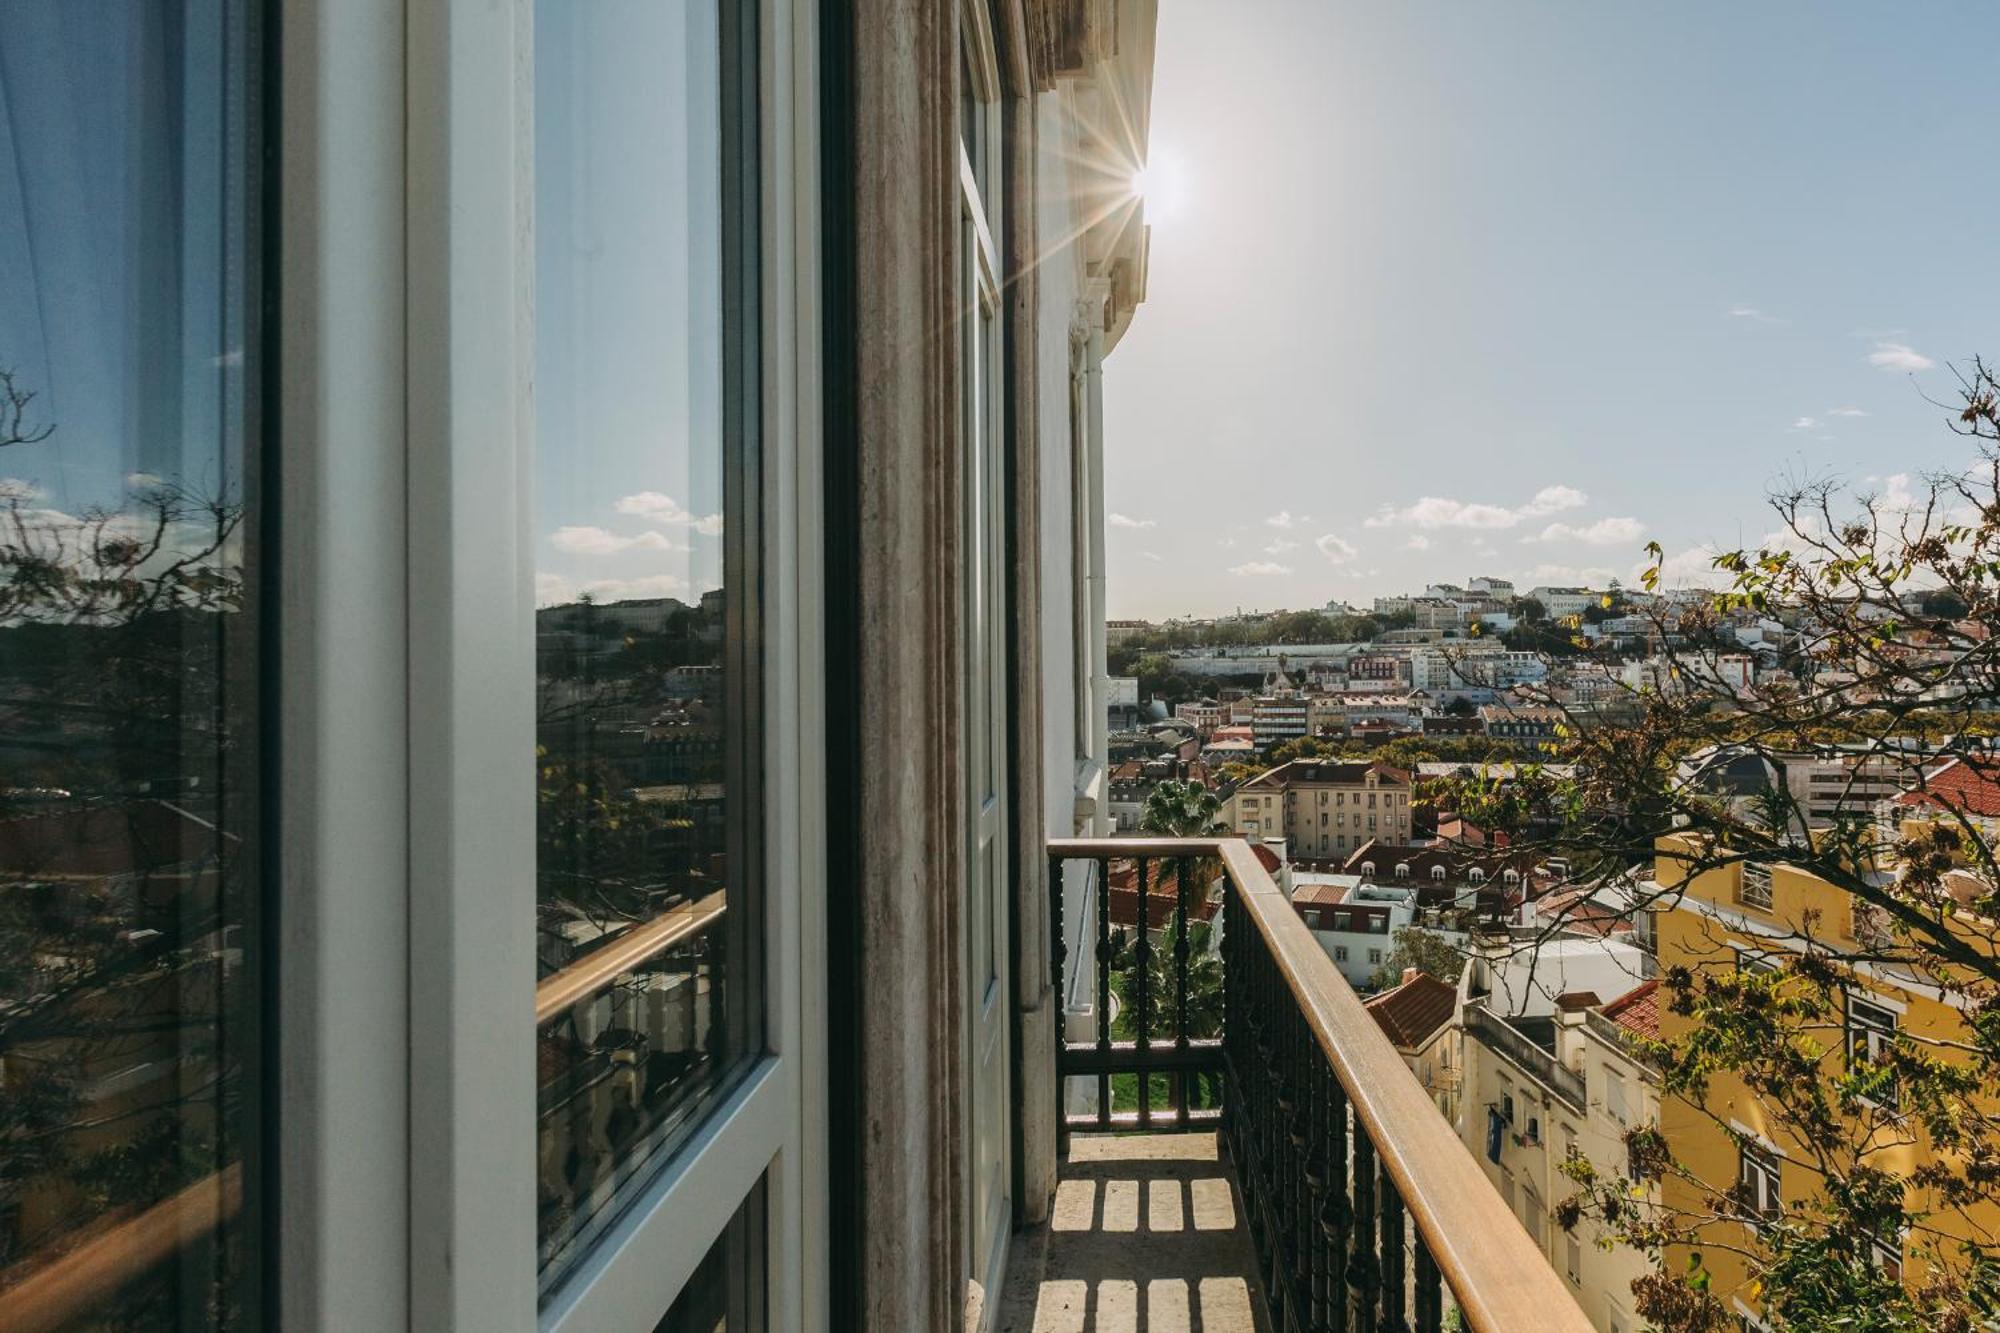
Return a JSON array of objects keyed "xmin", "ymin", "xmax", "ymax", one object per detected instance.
[{"xmin": 1030, "ymin": 838, "xmax": 1593, "ymax": 1333}]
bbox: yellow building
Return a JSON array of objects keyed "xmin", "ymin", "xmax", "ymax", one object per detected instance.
[
  {"xmin": 1224, "ymin": 758, "xmax": 1413, "ymax": 858},
  {"xmin": 1650, "ymin": 821, "xmax": 2000, "ymax": 1327}
]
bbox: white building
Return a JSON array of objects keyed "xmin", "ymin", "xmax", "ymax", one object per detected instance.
[
  {"xmin": 1527, "ymin": 586, "xmax": 1603, "ymax": 620},
  {"xmin": 1456, "ymin": 975, "xmax": 1662, "ymax": 1333},
  {"xmin": 1290, "ymin": 877, "xmax": 1418, "ymax": 990}
]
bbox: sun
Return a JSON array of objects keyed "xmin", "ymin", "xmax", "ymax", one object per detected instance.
[{"xmin": 1127, "ymin": 147, "xmax": 1182, "ymax": 223}]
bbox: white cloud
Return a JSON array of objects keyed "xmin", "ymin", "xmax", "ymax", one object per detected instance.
[
  {"xmin": 1520, "ymin": 485, "xmax": 1588, "ymax": 516},
  {"xmin": 1365, "ymin": 484, "xmax": 1586, "ymax": 532},
  {"xmin": 1265, "ymin": 510, "xmax": 1303, "ymax": 529},
  {"xmin": 615, "ymin": 491, "xmax": 724, "ymax": 535},
  {"xmin": 1141, "ymin": 551, "xmax": 1163, "ymax": 562},
  {"xmin": 1727, "ymin": 306, "xmax": 1780, "ymax": 323},
  {"xmin": 1790, "ymin": 417, "xmax": 1819, "ymax": 431},
  {"xmin": 1216, "ymin": 536, "xmax": 1238, "ymax": 549},
  {"xmin": 1364, "ymin": 497, "xmax": 1519, "ymax": 530},
  {"xmin": 1230, "ymin": 561, "xmax": 1292, "ymax": 577},
  {"xmin": 1265, "ymin": 538, "xmax": 1300, "ymax": 555},
  {"xmin": 1880, "ymin": 472, "xmax": 1918, "ymax": 513},
  {"xmin": 1403, "ymin": 535, "xmax": 1431, "ymax": 551},
  {"xmin": 1109, "ymin": 512, "xmax": 1157, "ymax": 529},
  {"xmin": 1868, "ymin": 341, "xmax": 1933, "ymax": 372},
  {"xmin": 0, "ymin": 478, "xmax": 43, "ymax": 502},
  {"xmin": 548, "ymin": 525, "xmax": 686, "ymax": 556},
  {"xmin": 1526, "ymin": 560, "xmax": 1620, "ymax": 586},
  {"xmin": 1526, "ymin": 516, "xmax": 1646, "ymax": 546},
  {"xmin": 1315, "ymin": 534, "xmax": 1358, "ymax": 564},
  {"xmin": 1827, "ymin": 406, "xmax": 1868, "ymax": 418}
]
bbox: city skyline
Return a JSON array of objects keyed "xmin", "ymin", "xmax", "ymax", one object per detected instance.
[{"xmin": 1104, "ymin": 1, "xmax": 2000, "ymax": 619}]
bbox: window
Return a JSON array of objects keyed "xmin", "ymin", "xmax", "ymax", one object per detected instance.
[
  {"xmin": 0, "ymin": 7, "xmax": 272, "ymax": 1327},
  {"xmin": 1500, "ymin": 1091, "xmax": 1516, "ymax": 1124},
  {"xmin": 1603, "ymin": 1069, "xmax": 1629, "ymax": 1124},
  {"xmin": 1869, "ymin": 1231, "xmax": 1904, "ymax": 1283},
  {"xmin": 1737, "ymin": 948, "xmax": 1782, "ymax": 977},
  {"xmin": 532, "ymin": 0, "xmax": 764, "ymax": 1296},
  {"xmin": 1334, "ymin": 946, "xmax": 1349, "ymax": 962},
  {"xmin": 656, "ymin": 1181, "xmax": 768, "ymax": 1330},
  {"xmin": 1432, "ymin": 865, "xmax": 1447, "ymax": 881},
  {"xmin": 1565, "ymin": 1237, "xmax": 1582, "ymax": 1284},
  {"xmin": 1394, "ymin": 862, "xmax": 1410, "ymax": 878},
  {"xmin": 1368, "ymin": 948, "xmax": 1383, "ymax": 965},
  {"xmin": 1740, "ymin": 861, "xmax": 1774, "ymax": 911},
  {"xmin": 1846, "ymin": 995, "xmax": 1900, "ymax": 1108},
  {"xmin": 1738, "ymin": 1140, "xmax": 1782, "ymax": 1227},
  {"xmin": 1470, "ymin": 867, "xmax": 1486, "ymax": 884}
]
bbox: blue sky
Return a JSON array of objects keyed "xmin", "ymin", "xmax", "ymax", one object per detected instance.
[{"xmin": 1103, "ymin": 1, "xmax": 2000, "ymax": 619}]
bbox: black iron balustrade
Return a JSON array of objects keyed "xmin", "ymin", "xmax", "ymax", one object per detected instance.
[
  {"xmin": 1047, "ymin": 845, "xmax": 1226, "ymax": 1142},
  {"xmin": 1049, "ymin": 837, "xmax": 1594, "ymax": 1333}
]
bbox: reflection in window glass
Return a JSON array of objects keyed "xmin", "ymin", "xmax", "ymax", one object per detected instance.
[
  {"xmin": 650, "ymin": 1178, "xmax": 765, "ymax": 1333},
  {"xmin": 0, "ymin": 2, "xmax": 269, "ymax": 1327},
  {"xmin": 532, "ymin": 0, "xmax": 759, "ymax": 1292}
]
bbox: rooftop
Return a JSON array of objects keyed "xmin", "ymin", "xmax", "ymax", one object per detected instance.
[
  {"xmin": 1600, "ymin": 979, "xmax": 1660, "ymax": 1040},
  {"xmin": 1364, "ymin": 971, "xmax": 1458, "ymax": 1050}
]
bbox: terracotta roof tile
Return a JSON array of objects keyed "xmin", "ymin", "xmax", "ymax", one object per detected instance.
[
  {"xmin": 1364, "ymin": 973, "xmax": 1457, "ymax": 1050},
  {"xmin": 1600, "ymin": 980, "xmax": 1659, "ymax": 1040},
  {"xmin": 1898, "ymin": 757, "xmax": 2000, "ymax": 819}
]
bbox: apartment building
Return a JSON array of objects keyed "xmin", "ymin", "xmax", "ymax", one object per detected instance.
[
  {"xmin": 1677, "ymin": 743, "xmax": 1920, "ymax": 830},
  {"xmin": 1250, "ymin": 693, "xmax": 1311, "ymax": 748},
  {"xmin": 1455, "ymin": 971, "xmax": 1662, "ymax": 1333},
  {"xmin": 1528, "ymin": 586, "xmax": 1605, "ymax": 620},
  {"xmin": 1366, "ymin": 971, "xmax": 1463, "ymax": 1121},
  {"xmin": 1649, "ymin": 826, "xmax": 2000, "ymax": 1327},
  {"xmin": 1291, "ymin": 878, "xmax": 1419, "ymax": 989},
  {"xmin": 1480, "ymin": 703, "xmax": 1567, "ymax": 744},
  {"xmin": 1227, "ymin": 759, "xmax": 1415, "ymax": 857},
  {"xmin": 1174, "ymin": 697, "xmax": 1224, "ymax": 736},
  {"xmin": 0, "ymin": 3, "xmax": 1177, "ymax": 1329}
]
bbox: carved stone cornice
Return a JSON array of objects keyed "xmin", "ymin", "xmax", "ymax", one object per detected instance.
[{"xmin": 1025, "ymin": 0, "xmax": 1116, "ymax": 90}]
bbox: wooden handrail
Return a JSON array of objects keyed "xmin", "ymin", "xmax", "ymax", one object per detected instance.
[
  {"xmin": 0, "ymin": 1163, "xmax": 241, "ymax": 1333},
  {"xmin": 535, "ymin": 892, "xmax": 726, "ymax": 1026},
  {"xmin": 1051, "ymin": 836, "xmax": 1593, "ymax": 1333}
]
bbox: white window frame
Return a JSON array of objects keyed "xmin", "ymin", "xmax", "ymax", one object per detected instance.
[
  {"xmin": 1846, "ymin": 993, "xmax": 1901, "ymax": 1110},
  {"xmin": 327, "ymin": 1, "xmax": 831, "ymax": 1329},
  {"xmin": 1738, "ymin": 1138, "xmax": 1783, "ymax": 1230}
]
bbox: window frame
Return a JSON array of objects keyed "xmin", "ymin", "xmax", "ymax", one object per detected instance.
[
  {"xmin": 395, "ymin": 1, "xmax": 826, "ymax": 1328},
  {"xmin": 1737, "ymin": 1139, "xmax": 1783, "ymax": 1230},
  {"xmin": 1845, "ymin": 993, "xmax": 1901, "ymax": 1110}
]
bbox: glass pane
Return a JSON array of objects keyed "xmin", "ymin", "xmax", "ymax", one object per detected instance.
[
  {"xmin": 650, "ymin": 1179, "xmax": 765, "ymax": 1333},
  {"xmin": 0, "ymin": 2, "xmax": 269, "ymax": 1328},
  {"xmin": 532, "ymin": 0, "xmax": 760, "ymax": 1292}
]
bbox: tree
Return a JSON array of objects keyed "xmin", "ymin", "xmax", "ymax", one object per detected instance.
[
  {"xmin": 1510, "ymin": 595, "xmax": 1548, "ymax": 623},
  {"xmin": 1140, "ymin": 779, "xmax": 1225, "ymax": 837},
  {"xmin": 1369, "ymin": 926, "xmax": 1465, "ymax": 989},
  {"xmin": 1450, "ymin": 361, "xmax": 2000, "ymax": 1330},
  {"xmin": 1132, "ymin": 652, "xmax": 1194, "ymax": 705}
]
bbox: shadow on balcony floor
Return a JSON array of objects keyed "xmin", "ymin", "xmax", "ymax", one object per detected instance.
[{"xmin": 995, "ymin": 1132, "xmax": 1270, "ymax": 1333}]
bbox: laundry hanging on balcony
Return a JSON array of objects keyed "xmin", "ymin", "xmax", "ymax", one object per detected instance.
[{"xmin": 1486, "ymin": 1107, "xmax": 1505, "ymax": 1164}]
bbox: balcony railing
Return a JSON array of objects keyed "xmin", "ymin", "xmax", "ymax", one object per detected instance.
[
  {"xmin": 1463, "ymin": 999, "xmax": 1586, "ymax": 1112},
  {"xmin": 1050, "ymin": 837, "xmax": 1593, "ymax": 1333}
]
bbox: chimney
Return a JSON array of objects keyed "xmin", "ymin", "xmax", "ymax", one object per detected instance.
[{"xmin": 1401, "ymin": 967, "xmax": 1422, "ymax": 987}]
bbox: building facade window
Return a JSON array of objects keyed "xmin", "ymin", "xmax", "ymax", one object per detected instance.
[
  {"xmin": 1738, "ymin": 1140, "xmax": 1783, "ymax": 1228},
  {"xmin": 531, "ymin": 0, "xmax": 764, "ymax": 1293},
  {"xmin": 0, "ymin": 6, "xmax": 273, "ymax": 1325},
  {"xmin": 1846, "ymin": 995, "xmax": 1900, "ymax": 1108}
]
